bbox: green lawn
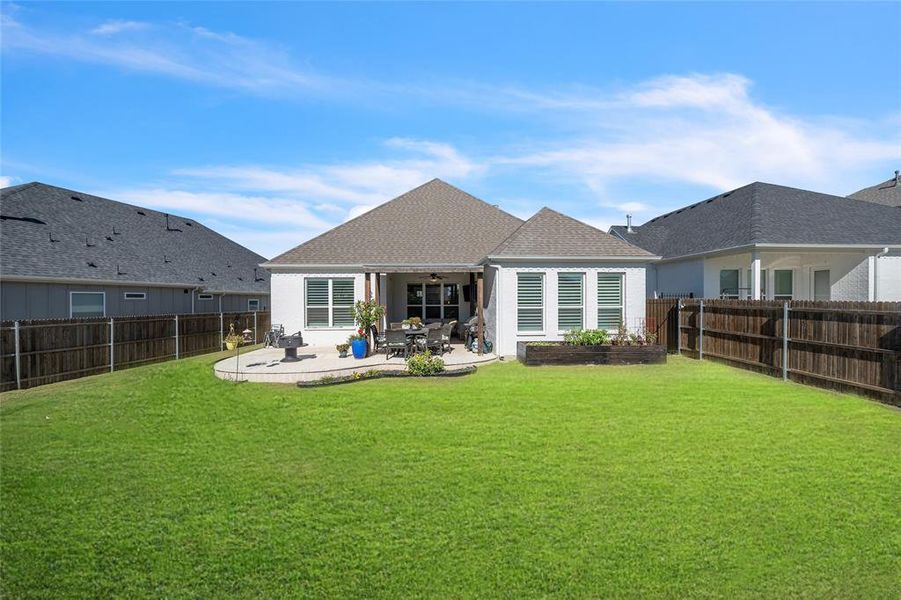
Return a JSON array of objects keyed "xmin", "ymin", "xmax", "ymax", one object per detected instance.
[{"xmin": 1, "ymin": 354, "xmax": 899, "ymax": 598}]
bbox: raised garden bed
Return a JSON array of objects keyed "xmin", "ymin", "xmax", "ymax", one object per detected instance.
[
  {"xmin": 297, "ymin": 366, "xmax": 477, "ymax": 388},
  {"xmin": 517, "ymin": 342, "xmax": 666, "ymax": 366}
]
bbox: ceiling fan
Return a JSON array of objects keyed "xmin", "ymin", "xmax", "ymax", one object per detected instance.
[{"xmin": 420, "ymin": 272, "xmax": 444, "ymax": 283}]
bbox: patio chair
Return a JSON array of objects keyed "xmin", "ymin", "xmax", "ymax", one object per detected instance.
[
  {"xmin": 370, "ymin": 325, "xmax": 386, "ymax": 353},
  {"xmin": 417, "ymin": 328, "xmax": 444, "ymax": 355},
  {"xmin": 263, "ymin": 324, "xmax": 285, "ymax": 348},
  {"xmin": 441, "ymin": 320, "xmax": 457, "ymax": 352},
  {"xmin": 385, "ymin": 329, "xmax": 411, "ymax": 360}
]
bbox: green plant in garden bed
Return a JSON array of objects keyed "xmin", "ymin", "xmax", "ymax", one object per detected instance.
[{"xmin": 406, "ymin": 350, "xmax": 445, "ymax": 376}]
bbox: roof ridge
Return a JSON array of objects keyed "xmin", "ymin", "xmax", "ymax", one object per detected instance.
[
  {"xmin": 0, "ymin": 181, "xmax": 41, "ymax": 200},
  {"xmin": 748, "ymin": 182, "xmax": 765, "ymax": 243},
  {"xmin": 268, "ymin": 178, "xmax": 523, "ymax": 264},
  {"xmin": 485, "ymin": 208, "xmax": 541, "ymax": 257}
]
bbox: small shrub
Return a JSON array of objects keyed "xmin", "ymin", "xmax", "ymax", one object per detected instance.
[
  {"xmin": 406, "ymin": 351, "xmax": 445, "ymax": 376},
  {"xmin": 563, "ymin": 328, "xmax": 611, "ymax": 345},
  {"xmin": 527, "ymin": 341, "xmax": 558, "ymax": 346},
  {"xmin": 336, "ymin": 343, "xmax": 350, "ymax": 353},
  {"xmin": 319, "ymin": 375, "xmax": 336, "ymax": 384}
]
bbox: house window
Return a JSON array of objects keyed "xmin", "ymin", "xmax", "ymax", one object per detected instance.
[
  {"xmin": 70, "ymin": 292, "xmax": 105, "ymax": 318},
  {"xmin": 774, "ymin": 270, "xmax": 793, "ymax": 300},
  {"xmin": 248, "ymin": 299, "xmax": 260, "ymax": 311},
  {"xmin": 557, "ymin": 272, "xmax": 584, "ymax": 331},
  {"xmin": 406, "ymin": 283, "xmax": 459, "ymax": 321},
  {"xmin": 123, "ymin": 292, "xmax": 146, "ymax": 300},
  {"xmin": 517, "ymin": 273, "xmax": 544, "ymax": 332},
  {"xmin": 597, "ymin": 274, "xmax": 624, "ymax": 330},
  {"xmin": 305, "ymin": 278, "xmax": 355, "ymax": 328},
  {"xmin": 197, "ymin": 293, "xmax": 214, "ymax": 300},
  {"xmin": 719, "ymin": 270, "xmax": 740, "ymax": 299},
  {"xmin": 745, "ymin": 269, "xmax": 767, "ymax": 299}
]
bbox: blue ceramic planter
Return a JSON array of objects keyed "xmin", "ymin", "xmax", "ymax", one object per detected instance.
[{"xmin": 351, "ymin": 339, "xmax": 367, "ymax": 359}]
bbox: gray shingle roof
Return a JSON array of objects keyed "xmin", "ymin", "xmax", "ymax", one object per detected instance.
[
  {"xmin": 0, "ymin": 182, "xmax": 269, "ymax": 293},
  {"xmin": 268, "ymin": 179, "xmax": 525, "ymax": 266},
  {"xmin": 490, "ymin": 207, "xmax": 653, "ymax": 258},
  {"xmin": 610, "ymin": 182, "xmax": 901, "ymax": 259},
  {"xmin": 848, "ymin": 172, "xmax": 901, "ymax": 207}
]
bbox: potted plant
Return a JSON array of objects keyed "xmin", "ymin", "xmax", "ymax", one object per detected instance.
[
  {"xmin": 401, "ymin": 319, "xmax": 411, "ymax": 330},
  {"xmin": 336, "ymin": 343, "xmax": 349, "ymax": 358},
  {"xmin": 348, "ymin": 330, "xmax": 367, "ymax": 359},
  {"xmin": 408, "ymin": 316, "xmax": 422, "ymax": 328},
  {"xmin": 224, "ymin": 324, "xmax": 242, "ymax": 351},
  {"xmin": 352, "ymin": 299, "xmax": 386, "ymax": 357}
]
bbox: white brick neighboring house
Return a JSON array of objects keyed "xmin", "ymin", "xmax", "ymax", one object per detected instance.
[
  {"xmin": 610, "ymin": 181, "xmax": 901, "ymax": 301},
  {"xmin": 262, "ymin": 179, "xmax": 657, "ymax": 357}
]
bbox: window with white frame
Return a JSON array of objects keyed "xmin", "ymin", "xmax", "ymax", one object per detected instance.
[
  {"xmin": 123, "ymin": 292, "xmax": 146, "ymax": 300},
  {"xmin": 197, "ymin": 293, "xmax": 214, "ymax": 300},
  {"xmin": 305, "ymin": 278, "xmax": 355, "ymax": 328},
  {"xmin": 247, "ymin": 298, "xmax": 260, "ymax": 311},
  {"xmin": 557, "ymin": 272, "xmax": 584, "ymax": 331},
  {"xmin": 70, "ymin": 292, "xmax": 105, "ymax": 318},
  {"xmin": 745, "ymin": 269, "xmax": 767, "ymax": 299},
  {"xmin": 517, "ymin": 273, "xmax": 544, "ymax": 332},
  {"xmin": 597, "ymin": 274, "xmax": 624, "ymax": 330},
  {"xmin": 719, "ymin": 269, "xmax": 740, "ymax": 299},
  {"xmin": 774, "ymin": 270, "xmax": 793, "ymax": 300}
]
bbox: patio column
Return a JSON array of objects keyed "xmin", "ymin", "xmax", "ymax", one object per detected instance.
[
  {"xmin": 364, "ymin": 272, "xmax": 372, "ymax": 301},
  {"xmin": 476, "ymin": 272, "xmax": 484, "ymax": 355},
  {"xmin": 750, "ymin": 251, "xmax": 761, "ymax": 300}
]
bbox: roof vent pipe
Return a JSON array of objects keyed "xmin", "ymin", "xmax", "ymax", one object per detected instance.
[
  {"xmin": 895, "ymin": 170, "xmax": 899, "ymax": 186},
  {"xmin": 626, "ymin": 214, "xmax": 633, "ymax": 233}
]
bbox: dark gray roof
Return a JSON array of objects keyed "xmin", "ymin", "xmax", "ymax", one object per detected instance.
[
  {"xmin": 609, "ymin": 182, "xmax": 901, "ymax": 259},
  {"xmin": 268, "ymin": 179, "xmax": 525, "ymax": 266},
  {"xmin": 490, "ymin": 207, "xmax": 653, "ymax": 258},
  {"xmin": 0, "ymin": 182, "xmax": 269, "ymax": 294},
  {"xmin": 848, "ymin": 172, "xmax": 901, "ymax": 207}
]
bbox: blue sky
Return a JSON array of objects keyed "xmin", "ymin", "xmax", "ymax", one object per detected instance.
[{"xmin": 2, "ymin": 1, "xmax": 899, "ymax": 258}]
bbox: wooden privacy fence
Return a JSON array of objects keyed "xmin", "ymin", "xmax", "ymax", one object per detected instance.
[
  {"xmin": 648, "ymin": 299, "xmax": 900, "ymax": 404},
  {"xmin": 0, "ymin": 311, "xmax": 271, "ymax": 392}
]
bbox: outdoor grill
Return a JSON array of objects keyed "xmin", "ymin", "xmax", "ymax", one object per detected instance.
[{"xmin": 276, "ymin": 331, "xmax": 304, "ymax": 362}]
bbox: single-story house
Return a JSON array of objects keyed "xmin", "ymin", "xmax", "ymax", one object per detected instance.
[
  {"xmin": 609, "ymin": 181, "xmax": 901, "ymax": 301},
  {"xmin": 0, "ymin": 182, "xmax": 270, "ymax": 320},
  {"xmin": 263, "ymin": 179, "xmax": 656, "ymax": 357}
]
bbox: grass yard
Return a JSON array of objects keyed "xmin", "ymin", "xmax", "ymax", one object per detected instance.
[{"xmin": 1, "ymin": 354, "xmax": 899, "ymax": 598}]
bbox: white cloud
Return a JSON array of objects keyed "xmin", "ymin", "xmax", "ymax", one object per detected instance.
[
  {"xmin": 173, "ymin": 137, "xmax": 482, "ymax": 223},
  {"xmin": 90, "ymin": 20, "xmax": 148, "ymax": 35},
  {"xmin": 602, "ymin": 201, "xmax": 651, "ymax": 213},
  {"xmin": 0, "ymin": 175, "xmax": 13, "ymax": 188},
  {"xmin": 1, "ymin": 12, "xmax": 333, "ymax": 96}
]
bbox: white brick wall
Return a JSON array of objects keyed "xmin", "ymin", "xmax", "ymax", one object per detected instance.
[
  {"xmin": 492, "ymin": 262, "xmax": 647, "ymax": 357},
  {"xmin": 270, "ymin": 271, "xmax": 365, "ymax": 346}
]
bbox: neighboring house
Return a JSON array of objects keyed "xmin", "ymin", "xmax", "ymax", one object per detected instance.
[
  {"xmin": 263, "ymin": 179, "xmax": 655, "ymax": 357},
  {"xmin": 0, "ymin": 182, "xmax": 270, "ymax": 320},
  {"xmin": 848, "ymin": 170, "xmax": 901, "ymax": 207},
  {"xmin": 609, "ymin": 182, "xmax": 901, "ymax": 301}
]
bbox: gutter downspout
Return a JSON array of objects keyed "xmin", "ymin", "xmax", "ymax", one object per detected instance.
[{"xmin": 874, "ymin": 247, "xmax": 889, "ymax": 301}]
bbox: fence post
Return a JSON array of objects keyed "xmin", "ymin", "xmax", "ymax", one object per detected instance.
[
  {"xmin": 698, "ymin": 300, "xmax": 704, "ymax": 360},
  {"xmin": 253, "ymin": 311, "xmax": 258, "ymax": 344},
  {"xmin": 219, "ymin": 312, "xmax": 224, "ymax": 350},
  {"xmin": 109, "ymin": 317, "xmax": 115, "ymax": 372},
  {"xmin": 14, "ymin": 321, "xmax": 21, "ymax": 390},
  {"xmin": 782, "ymin": 301, "xmax": 789, "ymax": 381},
  {"xmin": 174, "ymin": 314, "xmax": 180, "ymax": 359},
  {"xmin": 676, "ymin": 300, "xmax": 682, "ymax": 355}
]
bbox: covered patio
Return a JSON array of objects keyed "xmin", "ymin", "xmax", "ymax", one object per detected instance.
[
  {"xmin": 213, "ymin": 342, "xmax": 497, "ymax": 384},
  {"xmin": 365, "ymin": 268, "xmax": 486, "ymax": 352}
]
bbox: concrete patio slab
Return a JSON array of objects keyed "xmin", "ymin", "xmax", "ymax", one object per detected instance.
[{"xmin": 214, "ymin": 343, "xmax": 497, "ymax": 384}]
